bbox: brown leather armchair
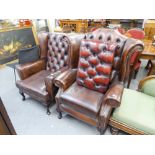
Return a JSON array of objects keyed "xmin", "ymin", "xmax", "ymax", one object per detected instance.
[
  {"xmin": 16, "ymin": 32, "xmax": 84, "ymax": 114},
  {"xmin": 54, "ymin": 28, "xmax": 144, "ymax": 134}
]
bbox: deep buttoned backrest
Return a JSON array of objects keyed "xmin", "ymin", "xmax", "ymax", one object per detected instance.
[
  {"xmin": 46, "ymin": 33, "xmax": 71, "ymax": 72},
  {"xmin": 77, "ymin": 40, "xmax": 119, "ymax": 93},
  {"xmin": 84, "ymin": 28, "xmax": 128, "ymax": 82}
]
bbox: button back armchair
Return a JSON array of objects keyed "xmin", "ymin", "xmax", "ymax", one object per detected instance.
[
  {"xmin": 16, "ymin": 32, "xmax": 84, "ymax": 114},
  {"xmin": 54, "ymin": 28, "xmax": 144, "ymax": 134}
]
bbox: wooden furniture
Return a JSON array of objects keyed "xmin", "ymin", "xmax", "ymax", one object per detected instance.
[
  {"xmin": 62, "ymin": 25, "xmax": 72, "ymax": 33},
  {"xmin": 0, "ymin": 97, "xmax": 16, "ymax": 135},
  {"xmin": 140, "ymin": 40, "xmax": 155, "ymax": 60},
  {"xmin": 146, "ymin": 60, "xmax": 155, "ymax": 75},
  {"xmin": 109, "ymin": 75, "xmax": 155, "ymax": 135},
  {"xmin": 125, "ymin": 28, "xmax": 145, "ymax": 88},
  {"xmin": 54, "ymin": 28, "xmax": 144, "ymax": 134},
  {"xmin": 141, "ymin": 40, "xmax": 155, "ymax": 75},
  {"xmin": 144, "ymin": 20, "xmax": 155, "ymax": 40},
  {"xmin": 59, "ymin": 20, "xmax": 88, "ymax": 33}
]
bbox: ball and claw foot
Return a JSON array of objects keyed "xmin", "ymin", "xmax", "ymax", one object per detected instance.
[
  {"xmin": 58, "ymin": 112, "xmax": 62, "ymax": 119},
  {"xmin": 110, "ymin": 127, "xmax": 119, "ymax": 135}
]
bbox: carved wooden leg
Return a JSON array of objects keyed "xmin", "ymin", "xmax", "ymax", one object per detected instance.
[
  {"xmin": 97, "ymin": 126, "xmax": 106, "ymax": 135},
  {"xmin": 56, "ymin": 101, "xmax": 62, "ymax": 119},
  {"xmin": 127, "ymin": 73, "xmax": 132, "ymax": 88},
  {"xmin": 99, "ymin": 128, "xmax": 106, "ymax": 135},
  {"xmin": 20, "ymin": 92, "xmax": 25, "ymax": 101},
  {"xmin": 110, "ymin": 127, "xmax": 119, "ymax": 135},
  {"xmin": 145, "ymin": 60, "xmax": 151, "ymax": 70},
  {"xmin": 47, "ymin": 105, "xmax": 51, "ymax": 115},
  {"xmin": 134, "ymin": 70, "xmax": 138, "ymax": 79},
  {"xmin": 58, "ymin": 111, "xmax": 62, "ymax": 119}
]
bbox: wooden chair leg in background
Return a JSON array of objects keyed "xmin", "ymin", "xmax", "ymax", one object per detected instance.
[
  {"xmin": 147, "ymin": 60, "xmax": 155, "ymax": 76},
  {"xmin": 134, "ymin": 70, "xmax": 138, "ymax": 79},
  {"xmin": 127, "ymin": 69, "xmax": 134, "ymax": 88},
  {"xmin": 145, "ymin": 60, "xmax": 152, "ymax": 70}
]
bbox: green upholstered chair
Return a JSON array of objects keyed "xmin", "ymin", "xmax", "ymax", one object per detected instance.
[{"xmin": 109, "ymin": 75, "xmax": 155, "ymax": 135}]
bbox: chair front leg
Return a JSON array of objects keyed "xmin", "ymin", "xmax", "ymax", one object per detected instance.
[
  {"xmin": 110, "ymin": 126, "xmax": 119, "ymax": 135},
  {"xmin": 19, "ymin": 91, "xmax": 25, "ymax": 101}
]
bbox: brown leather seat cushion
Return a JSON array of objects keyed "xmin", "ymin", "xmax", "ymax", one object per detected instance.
[
  {"xmin": 60, "ymin": 82, "xmax": 104, "ymax": 118},
  {"xmin": 16, "ymin": 70, "xmax": 51, "ymax": 102}
]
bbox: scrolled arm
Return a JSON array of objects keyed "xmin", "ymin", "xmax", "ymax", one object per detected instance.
[
  {"xmin": 138, "ymin": 75, "xmax": 155, "ymax": 97},
  {"xmin": 98, "ymin": 84, "xmax": 124, "ymax": 133},
  {"xmin": 54, "ymin": 68, "xmax": 77, "ymax": 91},
  {"xmin": 15, "ymin": 59, "xmax": 46, "ymax": 80},
  {"xmin": 44, "ymin": 66, "xmax": 69, "ymax": 98},
  {"xmin": 103, "ymin": 84, "xmax": 124, "ymax": 108}
]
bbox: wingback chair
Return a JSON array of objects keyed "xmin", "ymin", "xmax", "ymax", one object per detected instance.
[
  {"xmin": 54, "ymin": 28, "xmax": 144, "ymax": 134},
  {"xmin": 16, "ymin": 32, "xmax": 84, "ymax": 114},
  {"xmin": 109, "ymin": 75, "xmax": 155, "ymax": 135}
]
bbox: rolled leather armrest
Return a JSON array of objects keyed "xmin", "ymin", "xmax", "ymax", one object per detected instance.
[
  {"xmin": 54, "ymin": 68, "xmax": 77, "ymax": 91},
  {"xmin": 103, "ymin": 84, "xmax": 124, "ymax": 108},
  {"xmin": 44, "ymin": 71, "xmax": 61, "ymax": 99},
  {"xmin": 15, "ymin": 59, "xmax": 46, "ymax": 80},
  {"xmin": 138, "ymin": 75, "xmax": 155, "ymax": 97},
  {"xmin": 44, "ymin": 67, "xmax": 69, "ymax": 98}
]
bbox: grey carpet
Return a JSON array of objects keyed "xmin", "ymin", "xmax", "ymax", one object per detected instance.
[{"xmin": 0, "ymin": 60, "xmax": 148, "ymax": 135}]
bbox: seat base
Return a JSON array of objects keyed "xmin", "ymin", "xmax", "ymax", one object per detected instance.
[
  {"xmin": 60, "ymin": 82, "xmax": 104, "ymax": 119},
  {"xmin": 16, "ymin": 70, "xmax": 51, "ymax": 105},
  {"xmin": 110, "ymin": 88, "xmax": 155, "ymax": 135}
]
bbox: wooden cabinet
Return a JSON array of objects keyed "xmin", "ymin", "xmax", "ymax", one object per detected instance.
[
  {"xmin": 59, "ymin": 20, "xmax": 88, "ymax": 33},
  {"xmin": 144, "ymin": 20, "xmax": 155, "ymax": 40},
  {"xmin": 0, "ymin": 98, "xmax": 16, "ymax": 135}
]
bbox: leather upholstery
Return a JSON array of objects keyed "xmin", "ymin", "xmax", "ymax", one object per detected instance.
[
  {"xmin": 60, "ymin": 82, "xmax": 104, "ymax": 118},
  {"xmin": 16, "ymin": 70, "xmax": 51, "ymax": 104},
  {"xmin": 16, "ymin": 32, "xmax": 84, "ymax": 108},
  {"xmin": 55, "ymin": 28, "xmax": 144, "ymax": 134},
  {"xmin": 46, "ymin": 33, "xmax": 70, "ymax": 72},
  {"xmin": 16, "ymin": 59, "xmax": 46, "ymax": 80},
  {"xmin": 77, "ymin": 40, "xmax": 118, "ymax": 93},
  {"xmin": 84, "ymin": 28, "xmax": 127, "ymax": 82},
  {"xmin": 38, "ymin": 33, "xmax": 48, "ymax": 59}
]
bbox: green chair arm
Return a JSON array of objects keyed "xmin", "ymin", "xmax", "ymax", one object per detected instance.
[{"xmin": 138, "ymin": 75, "xmax": 155, "ymax": 97}]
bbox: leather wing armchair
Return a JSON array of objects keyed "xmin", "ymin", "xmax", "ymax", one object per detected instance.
[
  {"xmin": 16, "ymin": 32, "xmax": 84, "ymax": 114},
  {"xmin": 109, "ymin": 75, "xmax": 155, "ymax": 135},
  {"xmin": 54, "ymin": 28, "xmax": 144, "ymax": 134}
]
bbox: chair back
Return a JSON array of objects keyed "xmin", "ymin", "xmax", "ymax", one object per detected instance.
[
  {"xmin": 126, "ymin": 28, "xmax": 145, "ymax": 40},
  {"xmin": 76, "ymin": 28, "xmax": 128, "ymax": 93},
  {"xmin": 46, "ymin": 33, "xmax": 71, "ymax": 72}
]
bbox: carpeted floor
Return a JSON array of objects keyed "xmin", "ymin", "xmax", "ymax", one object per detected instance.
[{"xmin": 0, "ymin": 60, "xmax": 148, "ymax": 135}]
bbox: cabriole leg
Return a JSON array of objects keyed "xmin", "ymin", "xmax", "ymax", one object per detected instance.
[
  {"xmin": 20, "ymin": 92, "xmax": 25, "ymax": 101},
  {"xmin": 47, "ymin": 103, "xmax": 51, "ymax": 115},
  {"xmin": 110, "ymin": 127, "xmax": 119, "ymax": 135}
]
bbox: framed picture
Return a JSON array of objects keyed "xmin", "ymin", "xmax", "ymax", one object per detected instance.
[{"xmin": 0, "ymin": 26, "xmax": 38, "ymax": 64}]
